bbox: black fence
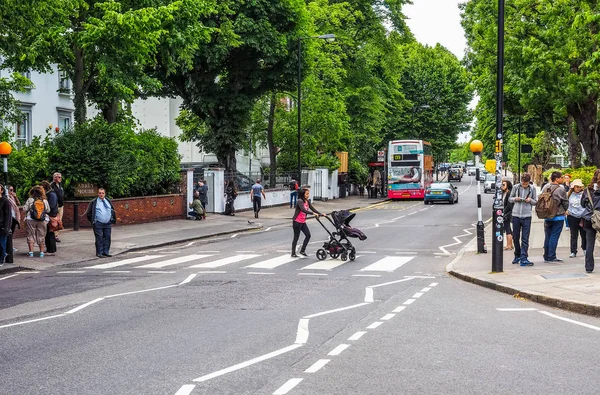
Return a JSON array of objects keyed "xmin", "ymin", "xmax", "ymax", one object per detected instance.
[{"xmin": 224, "ymin": 171, "xmax": 297, "ymax": 192}]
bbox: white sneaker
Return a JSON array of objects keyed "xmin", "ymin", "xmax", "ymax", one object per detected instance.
[{"xmin": 569, "ymin": 253, "xmax": 576, "ymax": 258}]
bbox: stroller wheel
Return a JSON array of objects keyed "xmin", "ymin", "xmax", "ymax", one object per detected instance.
[
  {"xmin": 341, "ymin": 253, "xmax": 348, "ymax": 261},
  {"xmin": 349, "ymin": 249, "xmax": 356, "ymax": 261},
  {"xmin": 330, "ymin": 252, "xmax": 340, "ymax": 259},
  {"xmin": 316, "ymin": 249, "xmax": 327, "ymax": 261}
]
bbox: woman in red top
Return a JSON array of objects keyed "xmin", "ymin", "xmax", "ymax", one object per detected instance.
[{"xmin": 291, "ymin": 188, "xmax": 324, "ymax": 257}]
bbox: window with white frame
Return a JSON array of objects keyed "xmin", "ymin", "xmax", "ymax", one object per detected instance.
[
  {"xmin": 15, "ymin": 107, "xmax": 32, "ymax": 147},
  {"xmin": 58, "ymin": 70, "xmax": 71, "ymax": 93},
  {"xmin": 57, "ymin": 109, "xmax": 73, "ymax": 131}
]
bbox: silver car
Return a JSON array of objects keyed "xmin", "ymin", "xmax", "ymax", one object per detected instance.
[{"xmin": 483, "ymin": 173, "xmax": 496, "ymax": 193}]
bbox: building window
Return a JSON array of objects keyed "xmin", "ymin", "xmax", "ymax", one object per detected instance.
[
  {"xmin": 58, "ymin": 70, "xmax": 71, "ymax": 93},
  {"xmin": 57, "ymin": 110, "xmax": 73, "ymax": 131},
  {"xmin": 15, "ymin": 107, "xmax": 32, "ymax": 148}
]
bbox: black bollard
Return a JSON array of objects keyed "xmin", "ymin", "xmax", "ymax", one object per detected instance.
[{"xmin": 73, "ymin": 203, "xmax": 80, "ymax": 231}]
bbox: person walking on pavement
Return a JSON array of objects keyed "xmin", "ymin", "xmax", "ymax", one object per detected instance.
[
  {"xmin": 566, "ymin": 179, "xmax": 587, "ymax": 258},
  {"xmin": 23, "ymin": 185, "xmax": 50, "ymax": 258},
  {"xmin": 41, "ymin": 181, "xmax": 58, "ymax": 256},
  {"xmin": 7, "ymin": 186, "xmax": 21, "ymax": 250},
  {"xmin": 501, "ymin": 180, "xmax": 514, "ymax": 250},
  {"xmin": 542, "ymin": 171, "xmax": 569, "ymax": 263},
  {"xmin": 0, "ymin": 185, "xmax": 13, "ymax": 266},
  {"xmin": 85, "ymin": 188, "xmax": 116, "ymax": 258},
  {"xmin": 509, "ymin": 173, "xmax": 537, "ymax": 266},
  {"xmin": 289, "ymin": 178, "xmax": 298, "ymax": 208},
  {"xmin": 50, "ymin": 172, "xmax": 64, "ymax": 242},
  {"xmin": 581, "ymin": 169, "xmax": 600, "ymax": 273},
  {"xmin": 291, "ymin": 188, "xmax": 324, "ymax": 257},
  {"xmin": 251, "ymin": 179, "xmax": 266, "ymax": 219},
  {"xmin": 188, "ymin": 191, "xmax": 204, "ymax": 220}
]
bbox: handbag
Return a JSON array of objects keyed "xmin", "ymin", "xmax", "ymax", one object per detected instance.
[{"xmin": 49, "ymin": 216, "xmax": 64, "ymax": 232}]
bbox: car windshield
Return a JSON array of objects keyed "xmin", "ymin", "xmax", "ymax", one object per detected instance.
[
  {"xmin": 485, "ymin": 174, "xmax": 495, "ymax": 181},
  {"xmin": 431, "ymin": 183, "xmax": 451, "ymax": 189}
]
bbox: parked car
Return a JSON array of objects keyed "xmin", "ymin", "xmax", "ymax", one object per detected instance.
[
  {"xmin": 479, "ymin": 168, "xmax": 487, "ymax": 182},
  {"xmin": 424, "ymin": 182, "xmax": 459, "ymax": 205},
  {"xmin": 484, "ymin": 173, "xmax": 497, "ymax": 193},
  {"xmin": 448, "ymin": 168, "xmax": 462, "ymax": 182}
]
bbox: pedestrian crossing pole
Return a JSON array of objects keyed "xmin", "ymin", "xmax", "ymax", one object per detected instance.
[
  {"xmin": 470, "ymin": 140, "xmax": 487, "ymax": 254},
  {"xmin": 492, "ymin": 0, "xmax": 505, "ymax": 273}
]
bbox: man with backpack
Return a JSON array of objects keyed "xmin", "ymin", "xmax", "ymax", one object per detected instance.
[
  {"xmin": 289, "ymin": 178, "xmax": 298, "ymax": 208},
  {"xmin": 509, "ymin": 173, "xmax": 538, "ymax": 266},
  {"xmin": 538, "ymin": 171, "xmax": 569, "ymax": 263}
]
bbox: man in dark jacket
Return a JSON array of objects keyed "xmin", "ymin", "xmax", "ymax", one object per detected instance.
[
  {"xmin": 581, "ymin": 169, "xmax": 600, "ymax": 273},
  {"xmin": 0, "ymin": 185, "xmax": 12, "ymax": 266},
  {"xmin": 50, "ymin": 172, "xmax": 64, "ymax": 242},
  {"xmin": 85, "ymin": 188, "xmax": 116, "ymax": 258}
]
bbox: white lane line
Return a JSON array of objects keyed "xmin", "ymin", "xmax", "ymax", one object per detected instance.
[
  {"xmin": 364, "ymin": 287, "xmax": 374, "ymax": 303},
  {"xmin": 0, "ymin": 274, "xmax": 20, "ymax": 281},
  {"xmin": 301, "ymin": 259, "xmax": 347, "ymax": 271},
  {"xmin": 298, "ymin": 273, "xmax": 328, "ymax": 276},
  {"xmin": 420, "ymin": 287, "xmax": 432, "ymax": 292},
  {"xmin": 147, "ymin": 271, "xmax": 176, "ymax": 274},
  {"xmin": 328, "ymin": 344, "xmax": 350, "ymax": 356},
  {"xmin": 179, "ymin": 274, "xmax": 197, "ymax": 286},
  {"xmin": 86, "ymin": 255, "xmax": 165, "ymax": 269},
  {"xmin": 0, "ymin": 314, "xmax": 66, "ymax": 329},
  {"xmin": 174, "ymin": 384, "xmax": 195, "ymax": 395},
  {"xmin": 230, "ymin": 234, "xmax": 238, "ymax": 238},
  {"xmin": 419, "ymin": 208, "xmax": 428, "ymax": 211},
  {"xmin": 407, "ymin": 212, "xmax": 417, "ymax": 216},
  {"xmin": 381, "ymin": 313, "xmax": 396, "ymax": 321},
  {"xmin": 103, "ymin": 270, "xmax": 131, "ymax": 273},
  {"xmin": 16, "ymin": 271, "xmax": 39, "ymax": 274},
  {"xmin": 429, "ymin": 282, "xmax": 439, "ymax": 287},
  {"xmin": 193, "ymin": 344, "xmax": 303, "ymax": 383},
  {"xmin": 304, "ymin": 359, "xmax": 330, "ymax": 373},
  {"xmin": 195, "ymin": 271, "xmax": 227, "ymax": 274},
  {"xmin": 304, "ymin": 303, "xmax": 370, "ymax": 319},
  {"xmin": 348, "ymin": 331, "xmax": 367, "ymax": 341},
  {"xmin": 361, "ymin": 251, "xmax": 377, "ymax": 254},
  {"xmin": 138, "ymin": 254, "xmax": 213, "ymax": 269},
  {"xmin": 245, "ymin": 254, "xmax": 298, "ymax": 269},
  {"xmin": 65, "ymin": 298, "xmax": 105, "ymax": 315},
  {"xmin": 496, "ymin": 308, "xmax": 538, "ymax": 312},
  {"xmin": 236, "ymin": 251, "xmax": 256, "ymax": 253},
  {"xmin": 539, "ymin": 311, "xmax": 600, "ymax": 331},
  {"xmin": 105, "ymin": 284, "xmax": 179, "ymax": 298},
  {"xmin": 295, "ymin": 319, "xmax": 309, "ymax": 344},
  {"xmin": 412, "ymin": 292, "xmax": 424, "ymax": 298},
  {"xmin": 367, "ymin": 322, "xmax": 383, "ymax": 329},
  {"xmin": 403, "ymin": 299, "xmax": 416, "ymax": 305},
  {"xmin": 57, "ymin": 271, "xmax": 86, "ymax": 274},
  {"xmin": 265, "ymin": 227, "xmax": 272, "ymax": 232},
  {"xmin": 273, "ymin": 378, "xmax": 303, "ymax": 395},
  {"xmin": 247, "ymin": 272, "xmax": 275, "ymax": 275},
  {"xmin": 360, "ymin": 256, "xmax": 414, "ymax": 272},
  {"xmin": 352, "ymin": 274, "xmax": 381, "ymax": 278},
  {"xmin": 392, "ymin": 215, "xmax": 406, "ymax": 220},
  {"xmin": 375, "ymin": 223, "xmax": 380, "ymax": 227},
  {"xmin": 393, "ymin": 306, "xmax": 406, "ymax": 313},
  {"xmin": 189, "ymin": 254, "xmax": 259, "ymax": 269}
]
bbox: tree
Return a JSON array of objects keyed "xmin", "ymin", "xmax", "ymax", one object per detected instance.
[{"xmin": 0, "ymin": 73, "xmax": 31, "ymax": 125}]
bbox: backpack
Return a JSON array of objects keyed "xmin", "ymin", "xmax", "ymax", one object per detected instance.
[
  {"xmin": 30, "ymin": 198, "xmax": 46, "ymax": 221},
  {"xmin": 535, "ymin": 185, "xmax": 559, "ymax": 219},
  {"xmin": 290, "ymin": 181, "xmax": 298, "ymax": 191},
  {"xmin": 586, "ymin": 189, "xmax": 600, "ymax": 232}
]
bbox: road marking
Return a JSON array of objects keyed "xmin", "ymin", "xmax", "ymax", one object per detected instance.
[
  {"xmin": 0, "ymin": 274, "xmax": 20, "ymax": 281},
  {"xmin": 16, "ymin": 271, "xmax": 39, "ymax": 274},
  {"xmin": 245, "ymin": 254, "xmax": 298, "ymax": 269},
  {"xmin": 539, "ymin": 311, "xmax": 600, "ymax": 331},
  {"xmin": 360, "ymin": 256, "xmax": 414, "ymax": 272},
  {"xmin": 236, "ymin": 250, "xmax": 255, "ymax": 253},
  {"xmin": 364, "ymin": 287, "xmax": 374, "ymax": 302},
  {"xmin": 174, "ymin": 384, "xmax": 195, "ymax": 395},
  {"xmin": 179, "ymin": 274, "xmax": 197, "ymax": 286},
  {"xmin": 348, "ymin": 331, "xmax": 367, "ymax": 341},
  {"xmin": 195, "ymin": 271, "xmax": 227, "ymax": 274},
  {"xmin": 0, "ymin": 314, "xmax": 66, "ymax": 329},
  {"xmin": 137, "ymin": 254, "xmax": 213, "ymax": 269},
  {"xmin": 57, "ymin": 271, "xmax": 86, "ymax": 274},
  {"xmin": 328, "ymin": 344, "xmax": 350, "ymax": 356},
  {"xmin": 496, "ymin": 308, "xmax": 538, "ymax": 312},
  {"xmin": 86, "ymin": 255, "xmax": 165, "ymax": 269},
  {"xmin": 147, "ymin": 271, "xmax": 176, "ymax": 274},
  {"xmin": 412, "ymin": 292, "xmax": 424, "ymax": 298},
  {"xmin": 65, "ymin": 298, "xmax": 105, "ymax": 315},
  {"xmin": 367, "ymin": 322, "xmax": 383, "ymax": 329},
  {"xmin": 305, "ymin": 359, "xmax": 330, "ymax": 373},
  {"xmin": 298, "ymin": 273, "xmax": 328, "ymax": 276},
  {"xmin": 381, "ymin": 313, "xmax": 396, "ymax": 321},
  {"xmin": 301, "ymin": 259, "xmax": 347, "ymax": 271},
  {"xmin": 103, "ymin": 270, "xmax": 131, "ymax": 273},
  {"xmin": 247, "ymin": 272, "xmax": 275, "ymax": 275},
  {"xmin": 193, "ymin": 344, "xmax": 303, "ymax": 383},
  {"xmin": 420, "ymin": 287, "xmax": 432, "ymax": 292},
  {"xmin": 407, "ymin": 212, "xmax": 417, "ymax": 215},
  {"xmin": 265, "ymin": 227, "xmax": 272, "ymax": 232},
  {"xmin": 304, "ymin": 303, "xmax": 370, "ymax": 319},
  {"xmin": 393, "ymin": 306, "xmax": 406, "ymax": 313},
  {"xmin": 105, "ymin": 284, "xmax": 179, "ymax": 298},
  {"xmin": 352, "ymin": 274, "xmax": 381, "ymax": 278},
  {"xmin": 403, "ymin": 299, "xmax": 416, "ymax": 305},
  {"xmin": 429, "ymin": 282, "xmax": 439, "ymax": 287},
  {"xmin": 273, "ymin": 378, "xmax": 303, "ymax": 395},
  {"xmin": 360, "ymin": 251, "xmax": 377, "ymax": 254},
  {"xmin": 189, "ymin": 254, "xmax": 259, "ymax": 269},
  {"xmin": 295, "ymin": 319, "xmax": 309, "ymax": 344},
  {"xmin": 419, "ymin": 208, "xmax": 428, "ymax": 211},
  {"xmin": 230, "ymin": 234, "xmax": 238, "ymax": 238}
]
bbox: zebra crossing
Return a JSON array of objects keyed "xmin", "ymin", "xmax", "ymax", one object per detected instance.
[{"xmin": 83, "ymin": 252, "xmax": 416, "ymax": 274}]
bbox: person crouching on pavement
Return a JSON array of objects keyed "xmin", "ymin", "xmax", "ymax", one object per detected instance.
[
  {"xmin": 581, "ymin": 169, "xmax": 600, "ymax": 273},
  {"xmin": 85, "ymin": 188, "xmax": 116, "ymax": 258},
  {"xmin": 509, "ymin": 173, "xmax": 537, "ymax": 266},
  {"xmin": 188, "ymin": 191, "xmax": 204, "ymax": 220},
  {"xmin": 542, "ymin": 171, "xmax": 569, "ymax": 263},
  {"xmin": 566, "ymin": 179, "xmax": 587, "ymax": 258},
  {"xmin": 291, "ymin": 188, "xmax": 324, "ymax": 258}
]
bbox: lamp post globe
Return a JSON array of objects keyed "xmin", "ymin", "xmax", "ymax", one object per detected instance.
[
  {"xmin": 0, "ymin": 142, "xmax": 12, "ymax": 156},
  {"xmin": 469, "ymin": 139, "xmax": 483, "ymax": 154}
]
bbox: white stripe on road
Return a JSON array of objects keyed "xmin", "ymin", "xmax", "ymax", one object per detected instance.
[
  {"xmin": 298, "ymin": 273, "xmax": 328, "ymax": 276},
  {"xmin": 412, "ymin": 292, "xmax": 424, "ymax": 298},
  {"xmin": 174, "ymin": 384, "xmax": 195, "ymax": 395},
  {"xmin": 429, "ymin": 282, "xmax": 439, "ymax": 287},
  {"xmin": 393, "ymin": 306, "xmax": 407, "ymax": 313},
  {"xmin": 348, "ymin": 331, "xmax": 367, "ymax": 341},
  {"xmin": 103, "ymin": 270, "xmax": 131, "ymax": 273},
  {"xmin": 245, "ymin": 254, "xmax": 298, "ymax": 269},
  {"xmin": 247, "ymin": 272, "xmax": 275, "ymax": 275},
  {"xmin": 179, "ymin": 274, "xmax": 197, "ymax": 286},
  {"xmin": 304, "ymin": 303, "xmax": 370, "ymax": 319},
  {"xmin": 147, "ymin": 271, "xmax": 176, "ymax": 274},
  {"xmin": 496, "ymin": 308, "xmax": 538, "ymax": 312},
  {"xmin": 360, "ymin": 256, "xmax": 414, "ymax": 272},
  {"xmin": 0, "ymin": 314, "xmax": 66, "ymax": 329},
  {"xmin": 539, "ymin": 311, "xmax": 600, "ymax": 331},
  {"xmin": 304, "ymin": 359, "xmax": 330, "ymax": 373},
  {"xmin": 301, "ymin": 259, "xmax": 347, "ymax": 271},
  {"xmin": 189, "ymin": 254, "xmax": 259, "ymax": 269},
  {"xmin": 403, "ymin": 299, "xmax": 416, "ymax": 305},
  {"xmin": 57, "ymin": 271, "xmax": 86, "ymax": 274},
  {"xmin": 420, "ymin": 287, "xmax": 432, "ymax": 292},
  {"xmin": 295, "ymin": 319, "xmax": 309, "ymax": 344},
  {"xmin": 381, "ymin": 313, "xmax": 396, "ymax": 321},
  {"xmin": 367, "ymin": 322, "xmax": 383, "ymax": 329},
  {"xmin": 137, "ymin": 254, "xmax": 213, "ymax": 269},
  {"xmin": 0, "ymin": 274, "xmax": 20, "ymax": 281},
  {"xmin": 86, "ymin": 255, "xmax": 165, "ymax": 269},
  {"xmin": 352, "ymin": 274, "xmax": 381, "ymax": 277},
  {"xmin": 328, "ymin": 344, "xmax": 350, "ymax": 356},
  {"xmin": 273, "ymin": 378, "xmax": 303, "ymax": 395},
  {"xmin": 65, "ymin": 298, "xmax": 105, "ymax": 314}
]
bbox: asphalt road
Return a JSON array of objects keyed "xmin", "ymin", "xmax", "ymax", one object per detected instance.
[{"xmin": 2, "ymin": 175, "xmax": 600, "ymax": 395}]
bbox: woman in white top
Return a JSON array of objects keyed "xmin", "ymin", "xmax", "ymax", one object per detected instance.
[{"xmin": 566, "ymin": 179, "xmax": 586, "ymax": 258}]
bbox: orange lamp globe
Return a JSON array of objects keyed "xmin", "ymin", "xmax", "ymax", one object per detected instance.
[
  {"xmin": 469, "ymin": 140, "xmax": 483, "ymax": 154},
  {"xmin": 0, "ymin": 142, "xmax": 12, "ymax": 156}
]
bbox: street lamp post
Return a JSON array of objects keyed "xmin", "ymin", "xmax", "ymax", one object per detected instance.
[
  {"xmin": 0, "ymin": 142, "xmax": 14, "ymax": 263},
  {"xmin": 470, "ymin": 140, "xmax": 487, "ymax": 254},
  {"xmin": 297, "ymin": 33, "xmax": 335, "ymax": 184}
]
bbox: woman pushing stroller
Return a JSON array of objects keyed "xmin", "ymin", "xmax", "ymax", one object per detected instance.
[{"xmin": 291, "ymin": 188, "xmax": 325, "ymax": 257}]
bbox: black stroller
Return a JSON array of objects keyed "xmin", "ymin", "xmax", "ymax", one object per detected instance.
[{"xmin": 315, "ymin": 210, "xmax": 367, "ymax": 261}]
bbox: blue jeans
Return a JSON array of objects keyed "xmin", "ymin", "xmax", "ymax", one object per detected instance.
[
  {"xmin": 93, "ymin": 222, "xmax": 112, "ymax": 256},
  {"xmin": 512, "ymin": 217, "xmax": 532, "ymax": 260},
  {"xmin": 0, "ymin": 234, "xmax": 6, "ymax": 262},
  {"xmin": 290, "ymin": 191, "xmax": 298, "ymax": 208},
  {"xmin": 544, "ymin": 219, "xmax": 564, "ymax": 261}
]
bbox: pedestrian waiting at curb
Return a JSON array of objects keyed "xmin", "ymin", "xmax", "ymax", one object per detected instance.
[
  {"xmin": 41, "ymin": 181, "xmax": 58, "ymax": 256},
  {"xmin": 251, "ymin": 179, "xmax": 266, "ymax": 219},
  {"xmin": 85, "ymin": 188, "xmax": 116, "ymax": 258},
  {"xmin": 50, "ymin": 172, "xmax": 64, "ymax": 242},
  {"xmin": 7, "ymin": 185, "xmax": 20, "ymax": 251},
  {"xmin": 23, "ymin": 185, "xmax": 50, "ymax": 258},
  {"xmin": 0, "ymin": 185, "xmax": 12, "ymax": 266},
  {"xmin": 291, "ymin": 188, "xmax": 324, "ymax": 257},
  {"xmin": 501, "ymin": 180, "xmax": 514, "ymax": 250},
  {"xmin": 509, "ymin": 173, "xmax": 537, "ymax": 266},
  {"xmin": 541, "ymin": 171, "xmax": 569, "ymax": 263},
  {"xmin": 566, "ymin": 179, "xmax": 587, "ymax": 258},
  {"xmin": 581, "ymin": 169, "xmax": 600, "ymax": 273},
  {"xmin": 188, "ymin": 191, "xmax": 205, "ymax": 220},
  {"xmin": 289, "ymin": 178, "xmax": 298, "ymax": 208}
]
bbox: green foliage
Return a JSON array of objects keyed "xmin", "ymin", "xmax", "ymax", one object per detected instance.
[
  {"xmin": 0, "ymin": 73, "xmax": 32, "ymax": 124},
  {"xmin": 543, "ymin": 167, "xmax": 597, "ymax": 187},
  {"xmin": 7, "ymin": 135, "xmax": 54, "ymax": 203}
]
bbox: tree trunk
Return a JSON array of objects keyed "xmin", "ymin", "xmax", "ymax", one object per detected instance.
[
  {"xmin": 73, "ymin": 45, "xmax": 87, "ymax": 125},
  {"xmin": 220, "ymin": 148, "xmax": 237, "ymax": 173},
  {"xmin": 568, "ymin": 97, "xmax": 600, "ymax": 167},
  {"xmin": 567, "ymin": 115, "xmax": 582, "ymax": 168},
  {"xmin": 267, "ymin": 92, "xmax": 277, "ymax": 188},
  {"xmin": 102, "ymin": 98, "xmax": 119, "ymax": 124}
]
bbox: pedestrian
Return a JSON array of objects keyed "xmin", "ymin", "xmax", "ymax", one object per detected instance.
[
  {"xmin": 7, "ymin": 185, "xmax": 21, "ymax": 249},
  {"xmin": 50, "ymin": 172, "xmax": 64, "ymax": 242},
  {"xmin": 188, "ymin": 191, "xmax": 204, "ymax": 220},
  {"xmin": 366, "ymin": 176, "xmax": 373, "ymax": 198},
  {"xmin": 225, "ymin": 180, "xmax": 237, "ymax": 216},
  {"xmin": 41, "ymin": 181, "xmax": 58, "ymax": 256},
  {"xmin": 358, "ymin": 184, "xmax": 364, "ymax": 197},
  {"xmin": 85, "ymin": 188, "xmax": 116, "ymax": 258},
  {"xmin": 198, "ymin": 180, "xmax": 208, "ymax": 219},
  {"xmin": 563, "ymin": 174, "xmax": 571, "ymax": 192},
  {"xmin": 289, "ymin": 178, "xmax": 298, "ymax": 208},
  {"xmin": 541, "ymin": 171, "xmax": 569, "ymax": 263},
  {"xmin": 251, "ymin": 179, "xmax": 266, "ymax": 219},
  {"xmin": 566, "ymin": 179, "xmax": 586, "ymax": 258},
  {"xmin": 23, "ymin": 185, "xmax": 50, "ymax": 257},
  {"xmin": 509, "ymin": 173, "xmax": 538, "ymax": 266},
  {"xmin": 8, "ymin": 185, "xmax": 20, "ymax": 206},
  {"xmin": 541, "ymin": 176, "xmax": 549, "ymax": 190},
  {"xmin": 0, "ymin": 185, "xmax": 12, "ymax": 266},
  {"xmin": 501, "ymin": 180, "xmax": 514, "ymax": 250},
  {"xmin": 581, "ymin": 169, "xmax": 600, "ymax": 273},
  {"xmin": 291, "ymin": 188, "xmax": 324, "ymax": 257}
]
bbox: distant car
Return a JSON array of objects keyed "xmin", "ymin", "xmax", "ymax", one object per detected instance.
[
  {"xmin": 424, "ymin": 182, "xmax": 459, "ymax": 205},
  {"xmin": 448, "ymin": 168, "xmax": 462, "ymax": 182},
  {"xmin": 450, "ymin": 164, "xmax": 463, "ymax": 176},
  {"xmin": 437, "ymin": 163, "xmax": 450, "ymax": 172},
  {"xmin": 467, "ymin": 160, "xmax": 474, "ymax": 166},
  {"xmin": 479, "ymin": 168, "xmax": 487, "ymax": 182},
  {"xmin": 484, "ymin": 174, "xmax": 497, "ymax": 193},
  {"xmin": 467, "ymin": 166, "xmax": 477, "ymax": 176}
]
